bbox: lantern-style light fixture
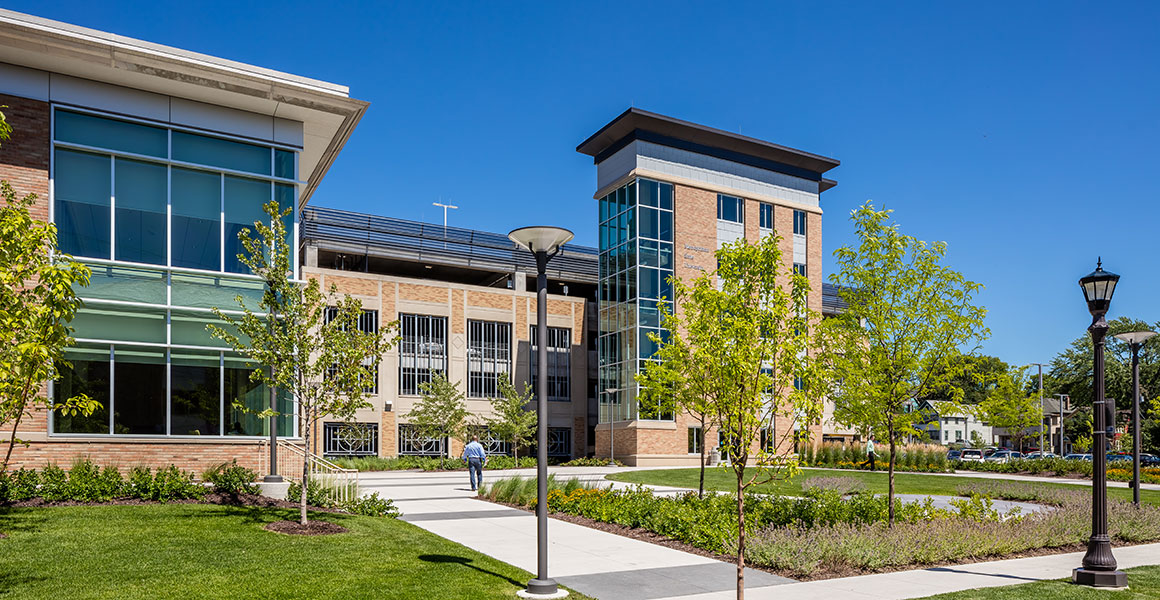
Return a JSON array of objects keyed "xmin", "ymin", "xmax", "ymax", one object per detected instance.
[{"xmin": 1078, "ymin": 258, "xmax": 1120, "ymax": 317}]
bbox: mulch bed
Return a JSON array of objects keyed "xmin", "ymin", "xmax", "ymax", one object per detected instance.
[
  {"xmin": 264, "ymin": 520, "xmax": 348, "ymax": 536},
  {"xmin": 476, "ymin": 496, "xmax": 1147, "ymax": 581}
]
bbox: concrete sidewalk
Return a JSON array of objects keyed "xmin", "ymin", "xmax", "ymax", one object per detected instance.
[
  {"xmin": 360, "ymin": 468, "xmax": 793, "ymax": 600},
  {"xmin": 362, "ymin": 467, "xmax": 1158, "ymax": 599}
]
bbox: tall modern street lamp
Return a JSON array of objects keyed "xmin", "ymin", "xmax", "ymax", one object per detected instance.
[
  {"xmin": 1113, "ymin": 330, "xmax": 1156, "ymax": 507},
  {"xmin": 1030, "ymin": 363, "xmax": 1045, "ymax": 455},
  {"xmin": 1073, "ymin": 259, "xmax": 1126, "ymax": 588},
  {"xmin": 510, "ymin": 225, "xmax": 574, "ymax": 600}
]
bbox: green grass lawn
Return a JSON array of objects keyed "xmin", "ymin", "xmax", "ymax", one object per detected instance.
[
  {"xmin": 913, "ymin": 565, "xmax": 1160, "ymax": 599},
  {"xmin": 606, "ymin": 468, "xmax": 1160, "ymax": 505},
  {"xmin": 0, "ymin": 504, "xmax": 592, "ymax": 600}
]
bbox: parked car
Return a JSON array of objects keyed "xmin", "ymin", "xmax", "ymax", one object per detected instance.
[
  {"xmin": 1106, "ymin": 453, "xmax": 1133, "ymax": 463},
  {"xmin": 1141, "ymin": 453, "xmax": 1160, "ymax": 466},
  {"xmin": 985, "ymin": 450, "xmax": 1024, "ymax": 463},
  {"xmin": 982, "ymin": 447, "xmax": 1000, "ymax": 458},
  {"xmin": 946, "ymin": 450, "xmax": 962, "ymax": 461},
  {"xmin": 1024, "ymin": 451, "xmax": 1058, "ymax": 460},
  {"xmin": 958, "ymin": 449, "xmax": 985, "ymax": 463},
  {"xmin": 1063, "ymin": 453, "xmax": 1093, "ymax": 461}
]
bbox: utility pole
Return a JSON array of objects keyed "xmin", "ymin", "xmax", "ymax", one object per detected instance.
[
  {"xmin": 432, "ymin": 201, "xmax": 458, "ymax": 249},
  {"xmin": 1055, "ymin": 393, "xmax": 1070, "ymax": 454},
  {"xmin": 1030, "ymin": 363, "xmax": 1045, "ymax": 455}
]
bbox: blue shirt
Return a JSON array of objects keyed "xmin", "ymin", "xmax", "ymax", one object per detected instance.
[{"xmin": 463, "ymin": 441, "xmax": 487, "ymax": 461}]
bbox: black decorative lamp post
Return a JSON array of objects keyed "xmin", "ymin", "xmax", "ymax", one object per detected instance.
[
  {"xmin": 1073, "ymin": 259, "xmax": 1126, "ymax": 588},
  {"xmin": 509, "ymin": 225, "xmax": 573, "ymax": 600},
  {"xmin": 1113, "ymin": 330, "xmax": 1156, "ymax": 507}
]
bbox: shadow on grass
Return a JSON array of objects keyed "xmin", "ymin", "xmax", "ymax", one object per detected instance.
[
  {"xmin": 419, "ymin": 554, "xmax": 524, "ymax": 587},
  {"xmin": 196, "ymin": 504, "xmax": 356, "ymax": 529},
  {"xmin": 0, "ymin": 509, "xmax": 49, "ymax": 536}
]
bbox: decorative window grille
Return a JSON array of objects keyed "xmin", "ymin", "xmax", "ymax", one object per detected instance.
[
  {"xmin": 467, "ymin": 320, "xmax": 511, "ymax": 398},
  {"xmin": 323, "ymin": 308, "xmax": 379, "ymax": 393},
  {"xmin": 399, "ymin": 314, "xmax": 447, "ymax": 395},
  {"xmin": 323, "ymin": 422, "xmax": 378, "ymax": 456},
  {"xmin": 547, "ymin": 427, "xmax": 571, "ymax": 457},
  {"xmin": 398, "ymin": 424, "xmax": 444, "ymax": 456},
  {"xmin": 529, "ymin": 326, "xmax": 570, "ymax": 402}
]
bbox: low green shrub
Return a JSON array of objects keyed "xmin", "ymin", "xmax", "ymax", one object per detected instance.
[
  {"xmin": 329, "ymin": 455, "xmax": 562, "ymax": 471},
  {"xmin": 799, "ymin": 442, "xmax": 950, "ymax": 473},
  {"xmin": 342, "ymin": 492, "xmax": 400, "ymax": 518},
  {"xmin": 39, "ymin": 464, "xmax": 69, "ymax": 502},
  {"xmin": 203, "ymin": 460, "xmax": 259, "ymax": 495},
  {"xmin": 286, "ymin": 478, "xmax": 338, "ymax": 509},
  {"xmin": 65, "ymin": 459, "xmax": 124, "ymax": 502},
  {"xmin": 560, "ymin": 457, "xmax": 624, "ymax": 467},
  {"xmin": 0, "ymin": 468, "xmax": 39, "ymax": 502},
  {"xmin": 148, "ymin": 465, "xmax": 205, "ymax": 502}
]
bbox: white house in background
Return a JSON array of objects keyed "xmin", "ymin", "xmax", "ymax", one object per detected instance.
[{"xmin": 914, "ymin": 400, "xmax": 992, "ymax": 447}]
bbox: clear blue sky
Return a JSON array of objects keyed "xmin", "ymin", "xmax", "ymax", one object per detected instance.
[{"xmin": 13, "ymin": 1, "xmax": 1160, "ymax": 369}]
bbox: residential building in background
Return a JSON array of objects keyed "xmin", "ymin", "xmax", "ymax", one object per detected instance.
[
  {"xmin": 577, "ymin": 108, "xmax": 840, "ymax": 465},
  {"xmin": 0, "ymin": 9, "xmax": 365, "ymax": 472},
  {"xmin": 300, "ymin": 206, "xmax": 598, "ymax": 459},
  {"xmin": 914, "ymin": 400, "xmax": 994, "ymax": 447}
]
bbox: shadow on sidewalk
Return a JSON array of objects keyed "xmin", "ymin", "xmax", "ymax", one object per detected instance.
[{"xmin": 925, "ymin": 566, "xmax": 1041, "ymax": 582}]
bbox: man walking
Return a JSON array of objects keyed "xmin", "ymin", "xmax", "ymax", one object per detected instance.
[
  {"xmin": 862, "ymin": 436, "xmax": 877, "ymax": 472},
  {"xmin": 462, "ymin": 435, "xmax": 488, "ymax": 491}
]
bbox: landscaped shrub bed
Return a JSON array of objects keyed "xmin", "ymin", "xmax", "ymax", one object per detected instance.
[
  {"xmin": 481, "ymin": 477, "xmax": 1009, "ymax": 555},
  {"xmin": 798, "ymin": 442, "xmax": 950, "ymax": 473},
  {"xmin": 481, "ymin": 475, "xmax": 1160, "ymax": 579},
  {"xmin": 952, "ymin": 457, "xmax": 1160, "ymax": 484}
]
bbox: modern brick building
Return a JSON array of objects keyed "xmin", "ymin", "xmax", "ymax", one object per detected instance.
[
  {"xmin": 577, "ymin": 108, "xmax": 841, "ymax": 465},
  {"xmin": 0, "ymin": 9, "xmax": 366, "ymax": 472},
  {"xmin": 300, "ymin": 207, "xmax": 599, "ymax": 460}
]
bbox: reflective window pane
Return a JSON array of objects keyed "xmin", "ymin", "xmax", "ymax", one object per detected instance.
[
  {"xmin": 114, "ymin": 158, "xmax": 167, "ymax": 265},
  {"xmin": 55, "ymin": 110, "xmax": 167, "ymax": 158},
  {"xmin": 224, "ymin": 176, "xmax": 271, "ymax": 274},
  {"xmin": 274, "ymin": 149, "xmax": 295, "ymax": 179},
  {"xmin": 55, "ymin": 149, "xmax": 111, "ymax": 259},
  {"xmin": 170, "ymin": 352, "xmax": 220, "ymax": 436},
  {"xmin": 53, "ymin": 346, "xmax": 110, "ymax": 434},
  {"xmin": 173, "ymin": 131, "xmax": 271, "ymax": 175},
  {"xmin": 224, "ymin": 357, "xmax": 292, "ymax": 436},
  {"xmin": 659, "ymin": 211, "xmax": 672, "ymax": 241},
  {"xmin": 172, "ymin": 168, "xmax": 221, "ymax": 270},
  {"xmin": 113, "ymin": 348, "xmax": 166, "ymax": 435},
  {"xmin": 71, "ymin": 307, "xmax": 166, "ymax": 344}
]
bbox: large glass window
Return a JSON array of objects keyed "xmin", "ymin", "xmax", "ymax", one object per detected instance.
[
  {"xmin": 400, "ymin": 314, "xmax": 447, "ymax": 396},
  {"xmin": 113, "ymin": 348, "xmax": 166, "ymax": 435},
  {"xmin": 717, "ymin": 194, "xmax": 744, "ymax": 223},
  {"xmin": 53, "ymin": 346, "xmax": 110, "ymax": 434},
  {"xmin": 54, "ymin": 149, "xmax": 111, "ymax": 259},
  {"xmin": 114, "ymin": 158, "xmax": 167, "ymax": 265},
  {"xmin": 468, "ymin": 320, "xmax": 511, "ymax": 398},
  {"xmin": 794, "ymin": 210, "xmax": 807, "ymax": 235},
  {"xmin": 170, "ymin": 351, "xmax": 220, "ymax": 436},
  {"xmin": 171, "ymin": 168, "xmax": 221, "ymax": 271},
  {"xmin": 52, "ymin": 109, "xmax": 298, "ymax": 272},
  {"xmin": 224, "ymin": 357, "xmax": 292, "ymax": 437},
  {"xmin": 760, "ymin": 203, "xmax": 774, "ymax": 230},
  {"xmin": 530, "ymin": 326, "xmax": 570, "ymax": 402}
]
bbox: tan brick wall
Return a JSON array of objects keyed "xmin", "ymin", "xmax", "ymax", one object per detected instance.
[
  {"xmin": 467, "ymin": 290, "xmax": 512, "ymax": 311},
  {"xmin": 451, "ymin": 289, "xmax": 465, "ymax": 334},
  {"xmin": 399, "ymin": 282, "xmax": 448, "ymax": 304},
  {"xmin": 672, "ymin": 184, "xmax": 717, "ymax": 293},
  {"xmin": 380, "ymin": 411, "xmax": 397, "ymax": 457},
  {"xmin": 324, "ymin": 274, "xmax": 379, "ymax": 297},
  {"xmin": 515, "ymin": 297, "xmax": 529, "ymax": 341},
  {"xmin": 573, "ymin": 416, "xmax": 586, "ymax": 457}
]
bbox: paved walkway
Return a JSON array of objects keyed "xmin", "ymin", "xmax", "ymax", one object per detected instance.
[
  {"xmin": 359, "ymin": 466, "xmax": 1129, "ymax": 599},
  {"xmin": 360, "ymin": 467, "xmax": 793, "ymax": 600}
]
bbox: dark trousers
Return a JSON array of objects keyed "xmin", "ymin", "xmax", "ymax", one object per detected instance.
[
  {"xmin": 468, "ymin": 458, "xmax": 483, "ymax": 490},
  {"xmin": 863, "ymin": 453, "xmax": 876, "ymax": 471}
]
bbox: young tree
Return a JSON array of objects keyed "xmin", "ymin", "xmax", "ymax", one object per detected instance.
[
  {"xmin": 407, "ymin": 373, "xmax": 471, "ymax": 469},
  {"xmin": 487, "ymin": 379, "xmax": 536, "ymax": 460},
  {"xmin": 827, "ymin": 202, "xmax": 988, "ymax": 525},
  {"xmin": 0, "ymin": 180, "xmax": 97, "ymax": 470},
  {"xmin": 638, "ymin": 235, "xmax": 829, "ymax": 600},
  {"xmin": 209, "ymin": 201, "xmax": 395, "ymax": 526},
  {"xmin": 977, "ymin": 367, "xmax": 1043, "ymax": 451}
]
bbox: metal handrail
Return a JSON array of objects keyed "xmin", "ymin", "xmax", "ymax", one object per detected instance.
[{"xmin": 257, "ymin": 438, "xmax": 359, "ymax": 506}]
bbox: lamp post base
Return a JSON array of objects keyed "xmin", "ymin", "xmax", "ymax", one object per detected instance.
[
  {"xmin": 1073, "ymin": 568, "xmax": 1127, "ymax": 588},
  {"xmin": 263, "ymin": 474, "xmax": 284, "ymax": 483},
  {"xmin": 518, "ymin": 579, "xmax": 568, "ymax": 599}
]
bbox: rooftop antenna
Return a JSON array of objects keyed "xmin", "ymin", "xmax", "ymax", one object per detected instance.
[{"xmin": 433, "ymin": 201, "xmax": 458, "ymax": 249}]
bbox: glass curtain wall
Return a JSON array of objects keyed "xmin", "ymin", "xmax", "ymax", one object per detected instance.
[
  {"xmin": 597, "ymin": 178, "xmax": 674, "ymax": 422},
  {"xmin": 50, "ymin": 107, "xmax": 299, "ymax": 438}
]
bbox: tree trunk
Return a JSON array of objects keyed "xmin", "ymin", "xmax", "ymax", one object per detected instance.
[
  {"xmin": 2, "ymin": 378, "xmax": 35, "ymax": 472},
  {"xmin": 698, "ymin": 414, "xmax": 707, "ymax": 498},
  {"xmin": 300, "ymin": 413, "xmax": 310, "ymax": 526},
  {"xmin": 735, "ymin": 468, "xmax": 745, "ymax": 600},
  {"xmin": 887, "ymin": 415, "xmax": 896, "ymax": 527}
]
